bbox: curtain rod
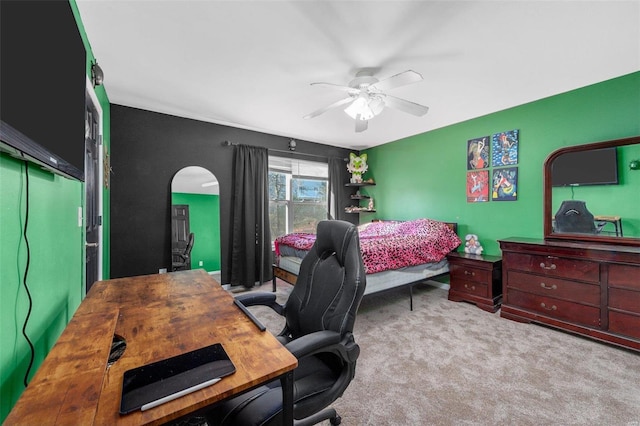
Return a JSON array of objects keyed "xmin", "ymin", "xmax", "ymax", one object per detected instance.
[{"xmin": 223, "ymin": 140, "xmax": 348, "ymax": 161}]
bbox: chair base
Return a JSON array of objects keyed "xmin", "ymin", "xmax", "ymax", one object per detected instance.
[{"xmin": 294, "ymin": 407, "xmax": 341, "ymax": 426}]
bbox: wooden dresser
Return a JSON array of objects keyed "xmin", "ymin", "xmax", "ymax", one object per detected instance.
[{"xmin": 499, "ymin": 237, "xmax": 640, "ymax": 352}]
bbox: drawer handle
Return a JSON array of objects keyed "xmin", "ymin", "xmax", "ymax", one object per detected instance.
[
  {"xmin": 540, "ymin": 282, "xmax": 557, "ymax": 290},
  {"xmin": 464, "ymin": 270, "xmax": 476, "ymax": 276},
  {"xmin": 539, "ymin": 262, "xmax": 557, "ymax": 270},
  {"xmin": 540, "ymin": 302, "xmax": 557, "ymax": 311},
  {"xmin": 464, "ymin": 284, "xmax": 476, "ymax": 290}
]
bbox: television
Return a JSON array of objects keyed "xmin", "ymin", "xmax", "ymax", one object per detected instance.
[
  {"xmin": 0, "ymin": 0, "xmax": 86, "ymax": 181},
  {"xmin": 551, "ymin": 147, "xmax": 618, "ymax": 187}
]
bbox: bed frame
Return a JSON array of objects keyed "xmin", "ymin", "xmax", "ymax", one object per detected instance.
[{"xmin": 272, "ymin": 222, "xmax": 459, "ymax": 310}]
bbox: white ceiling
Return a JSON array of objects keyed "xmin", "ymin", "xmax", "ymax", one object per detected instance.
[{"xmin": 77, "ymin": 1, "xmax": 640, "ymax": 150}]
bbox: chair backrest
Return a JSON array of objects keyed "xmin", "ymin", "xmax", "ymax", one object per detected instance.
[
  {"xmin": 184, "ymin": 233, "xmax": 195, "ymax": 255},
  {"xmin": 554, "ymin": 200, "xmax": 596, "ymax": 233},
  {"xmin": 284, "ymin": 220, "xmax": 366, "ymax": 339}
]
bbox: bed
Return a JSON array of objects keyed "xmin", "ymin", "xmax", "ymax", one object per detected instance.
[{"xmin": 272, "ymin": 218, "xmax": 461, "ymax": 309}]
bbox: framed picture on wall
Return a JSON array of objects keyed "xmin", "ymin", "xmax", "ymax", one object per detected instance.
[
  {"xmin": 467, "ymin": 136, "xmax": 489, "ymax": 170},
  {"xmin": 491, "ymin": 129, "xmax": 519, "ymax": 166},
  {"xmin": 466, "ymin": 170, "xmax": 489, "ymax": 202},
  {"xmin": 492, "ymin": 167, "xmax": 518, "ymax": 201}
]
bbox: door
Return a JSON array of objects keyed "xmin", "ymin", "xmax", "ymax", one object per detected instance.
[
  {"xmin": 85, "ymin": 96, "xmax": 100, "ymax": 291},
  {"xmin": 172, "ymin": 204, "xmax": 190, "ymax": 268}
]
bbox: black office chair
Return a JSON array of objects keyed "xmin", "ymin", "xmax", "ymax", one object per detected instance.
[
  {"xmin": 554, "ymin": 200, "xmax": 596, "ymax": 234},
  {"xmin": 205, "ymin": 220, "xmax": 366, "ymax": 426},
  {"xmin": 172, "ymin": 232, "xmax": 194, "ymax": 271}
]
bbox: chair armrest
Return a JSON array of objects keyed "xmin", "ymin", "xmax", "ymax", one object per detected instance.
[
  {"xmin": 285, "ymin": 330, "xmax": 341, "ymax": 359},
  {"xmin": 235, "ymin": 292, "xmax": 284, "ymax": 315}
]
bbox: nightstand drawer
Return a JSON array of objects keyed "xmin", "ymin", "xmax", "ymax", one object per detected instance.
[
  {"xmin": 450, "ymin": 279, "xmax": 487, "ymax": 298},
  {"xmin": 450, "ymin": 264, "xmax": 491, "ymax": 285},
  {"xmin": 504, "ymin": 253, "xmax": 599, "ymax": 283},
  {"xmin": 507, "ymin": 289, "xmax": 600, "ymax": 328},
  {"xmin": 506, "ymin": 271, "xmax": 600, "ymax": 305},
  {"xmin": 446, "ymin": 252, "xmax": 502, "ymax": 313}
]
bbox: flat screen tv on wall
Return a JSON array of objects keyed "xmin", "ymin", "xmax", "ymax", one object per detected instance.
[
  {"xmin": 0, "ymin": 0, "xmax": 86, "ymax": 181},
  {"xmin": 551, "ymin": 147, "xmax": 619, "ymax": 187}
]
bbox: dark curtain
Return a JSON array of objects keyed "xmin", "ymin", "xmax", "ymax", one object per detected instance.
[
  {"xmin": 228, "ymin": 145, "xmax": 273, "ymax": 288},
  {"xmin": 328, "ymin": 157, "xmax": 344, "ymax": 220}
]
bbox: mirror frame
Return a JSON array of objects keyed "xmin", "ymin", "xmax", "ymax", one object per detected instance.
[{"xmin": 543, "ymin": 135, "xmax": 640, "ymax": 246}]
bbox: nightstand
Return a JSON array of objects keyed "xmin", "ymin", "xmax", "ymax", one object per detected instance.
[{"xmin": 446, "ymin": 252, "xmax": 502, "ymax": 313}]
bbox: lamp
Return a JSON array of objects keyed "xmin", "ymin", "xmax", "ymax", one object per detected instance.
[
  {"xmin": 344, "ymin": 93, "xmax": 384, "ymax": 121},
  {"xmin": 91, "ymin": 60, "xmax": 104, "ymax": 87}
]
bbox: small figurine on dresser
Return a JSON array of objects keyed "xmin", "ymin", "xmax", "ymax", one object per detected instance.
[
  {"xmin": 464, "ymin": 234, "xmax": 484, "ymax": 255},
  {"xmin": 368, "ymin": 198, "xmax": 374, "ymax": 211}
]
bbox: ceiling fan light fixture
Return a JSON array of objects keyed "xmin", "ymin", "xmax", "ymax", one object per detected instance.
[
  {"xmin": 369, "ymin": 96, "xmax": 385, "ymax": 115},
  {"xmin": 344, "ymin": 97, "xmax": 369, "ymax": 120},
  {"xmin": 344, "ymin": 94, "xmax": 384, "ymax": 121}
]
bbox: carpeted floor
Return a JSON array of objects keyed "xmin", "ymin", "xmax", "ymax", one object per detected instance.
[{"xmin": 242, "ymin": 279, "xmax": 640, "ymax": 425}]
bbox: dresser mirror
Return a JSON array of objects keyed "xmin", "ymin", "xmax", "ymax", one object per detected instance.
[{"xmin": 543, "ymin": 135, "xmax": 640, "ymax": 246}]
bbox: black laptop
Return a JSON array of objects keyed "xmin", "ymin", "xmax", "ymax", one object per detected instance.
[{"xmin": 120, "ymin": 343, "xmax": 236, "ymax": 414}]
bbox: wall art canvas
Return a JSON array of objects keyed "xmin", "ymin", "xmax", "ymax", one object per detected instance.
[
  {"xmin": 492, "ymin": 167, "xmax": 518, "ymax": 201},
  {"xmin": 466, "ymin": 170, "xmax": 489, "ymax": 203},
  {"xmin": 467, "ymin": 136, "xmax": 489, "ymax": 170},
  {"xmin": 491, "ymin": 129, "xmax": 519, "ymax": 166}
]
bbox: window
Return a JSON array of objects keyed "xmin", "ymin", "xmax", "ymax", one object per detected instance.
[{"xmin": 269, "ymin": 156, "xmax": 328, "ymax": 240}]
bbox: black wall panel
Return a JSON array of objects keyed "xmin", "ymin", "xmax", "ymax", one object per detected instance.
[{"xmin": 110, "ymin": 105, "xmax": 355, "ymax": 280}]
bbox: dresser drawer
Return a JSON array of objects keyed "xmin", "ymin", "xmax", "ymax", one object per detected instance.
[
  {"xmin": 609, "ymin": 311, "xmax": 640, "ymax": 340},
  {"xmin": 609, "ymin": 288, "xmax": 640, "ymax": 314},
  {"xmin": 608, "ymin": 264, "xmax": 640, "ymax": 290},
  {"xmin": 507, "ymin": 289, "xmax": 601, "ymax": 327},
  {"xmin": 450, "ymin": 279, "xmax": 487, "ymax": 298},
  {"xmin": 506, "ymin": 271, "xmax": 600, "ymax": 305},
  {"xmin": 450, "ymin": 264, "xmax": 491, "ymax": 286},
  {"xmin": 504, "ymin": 253, "xmax": 599, "ymax": 283}
]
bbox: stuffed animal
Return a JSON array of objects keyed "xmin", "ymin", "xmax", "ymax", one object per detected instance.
[
  {"xmin": 346, "ymin": 152, "xmax": 368, "ymax": 183},
  {"xmin": 464, "ymin": 234, "xmax": 484, "ymax": 255}
]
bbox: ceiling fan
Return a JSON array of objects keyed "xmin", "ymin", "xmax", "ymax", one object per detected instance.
[{"xmin": 303, "ymin": 69, "xmax": 429, "ymax": 133}]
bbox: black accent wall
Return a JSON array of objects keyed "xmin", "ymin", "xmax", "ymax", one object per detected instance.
[{"xmin": 110, "ymin": 105, "xmax": 356, "ymax": 280}]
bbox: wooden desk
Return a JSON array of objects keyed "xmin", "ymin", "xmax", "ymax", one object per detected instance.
[
  {"xmin": 5, "ymin": 270, "xmax": 298, "ymax": 425},
  {"xmin": 594, "ymin": 215, "xmax": 623, "ymax": 236}
]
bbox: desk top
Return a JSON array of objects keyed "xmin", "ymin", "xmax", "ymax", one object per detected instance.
[
  {"xmin": 594, "ymin": 215, "xmax": 621, "ymax": 221},
  {"xmin": 6, "ymin": 270, "xmax": 297, "ymax": 425}
]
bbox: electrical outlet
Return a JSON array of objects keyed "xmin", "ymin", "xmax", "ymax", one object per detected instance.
[{"xmin": 198, "ymin": 261, "xmax": 204, "ymax": 267}]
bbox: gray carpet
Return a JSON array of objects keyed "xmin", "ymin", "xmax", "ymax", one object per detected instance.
[{"xmin": 245, "ymin": 279, "xmax": 640, "ymax": 425}]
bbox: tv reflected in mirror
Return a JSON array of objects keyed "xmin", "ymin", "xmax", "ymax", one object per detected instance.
[{"xmin": 551, "ymin": 147, "xmax": 618, "ymax": 187}]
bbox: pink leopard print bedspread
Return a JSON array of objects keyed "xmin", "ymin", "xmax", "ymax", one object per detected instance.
[{"xmin": 274, "ymin": 219, "xmax": 461, "ymax": 274}]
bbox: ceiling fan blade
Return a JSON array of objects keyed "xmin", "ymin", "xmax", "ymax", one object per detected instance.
[
  {"xmin": 384, "ymin": 95, "xmax": 429, "ymax": 117},
  {"xmin": 304, "ymin": 97, "xmax": 354, "ymax": 119},
  {"xmin": 369, "ymin": 70, "xmax": 423, "ymax": 92},
  {"xmin": 310, "ymin": 82, "xmax": 359, "ymax": 95},
  {"xmin": 355, "ymin": 117, "xmax": 368, "ymax": 133}
]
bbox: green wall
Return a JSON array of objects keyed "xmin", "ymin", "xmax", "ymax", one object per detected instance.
[
  {"xmin": 172, "ymin": 193, "xmax": 222, "ymax": 272},
  {"xmin": 0, "ymin": 1, "xmax": 110, "ymax": 421},
  {"xmin": 364, "ymin": 72, "xmax": 640, "ymax": 256}
]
